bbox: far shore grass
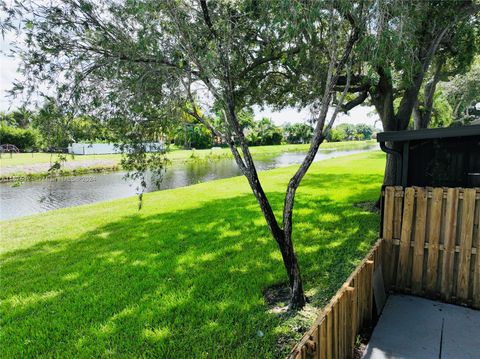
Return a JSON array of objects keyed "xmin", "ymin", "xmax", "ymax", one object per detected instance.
[
  {"xmin": 0, "ymin": 140, "xmax": 375, "ymax": 171},
  {"xmin": 0, "ymin": 151, "xmax": 384, "ymax": 358}
]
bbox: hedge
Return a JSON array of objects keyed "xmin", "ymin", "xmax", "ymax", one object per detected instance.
[{"xmin": 0, "ymin": 124, "xmax": 38, "ymax": 150}]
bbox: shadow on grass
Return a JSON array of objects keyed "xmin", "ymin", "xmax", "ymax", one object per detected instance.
[{"xmin": 0, "ymin": 173, "xmax": 382, "ymax": 358}]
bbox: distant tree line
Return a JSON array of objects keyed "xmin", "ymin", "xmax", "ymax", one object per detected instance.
[
  {"xmin": 327, "ymin": 123, "xmax": 375, "ymax": 142},
  {"xmin": 1, "ymin": 105, "xmax": 376, "ymax": 151},
  {"xmin": 0, "ymin": 105, "xmax": 115, "ymax": 151}
]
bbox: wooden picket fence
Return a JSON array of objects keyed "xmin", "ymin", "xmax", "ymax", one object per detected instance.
[
  {"xmin": 382, "ymin": 186, "xmax": 480, "ymax": 308},
  {"xmin": 288, "ymin": 186, "xmax": 479, "ymax": 359},
  {"xmin": 288, "ymin": 239, "xmax": 387, "ymax": 359}
]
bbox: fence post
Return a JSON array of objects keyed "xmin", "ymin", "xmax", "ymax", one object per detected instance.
[
  {"xmin": 346, "ymin": 286, "xmax": 355, "ymax": 359},
  {"xmin": 457, "ymin": 188, "xmax": 476, "ymax": 301},
  {"xmin": 441, "ymin": 188, "xmax": 459, "ymax": 301},
  {"xmin": 397, "ymin": 188, "xmax": 415, "ymax": 290},
  {"xmin": 426, "ymin": 188, "xmax": 443, "ymax": 294},
  {"xmin": 383, "ymin": 187, "xmax": 395, "ymax": 288},
  {"xmin": 411, "ymin": 187, "xmax": 427, "ymax": 294}
]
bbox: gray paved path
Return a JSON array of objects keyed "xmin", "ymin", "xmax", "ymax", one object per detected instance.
[{"xmin": 362, "ymin": 295, "xmax": 480, "ymax": 359}]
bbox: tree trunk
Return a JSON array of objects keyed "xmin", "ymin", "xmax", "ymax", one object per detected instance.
[
  {"xmin": 225, "ymin": 105, "xmax": 307, "ymax": 309},
  {"xmin": 370, "ymin": 26, "xmax": 449, "ymax": 189},
  {"xmin": 413, "ymin": 105, "xmax": 425, "ymax": 130},
  {"xmin": 414, "ymin": 59, "xmax": 443, "ymax": 129},
  {"xmin": 278, "ymin": 240, "xmax": 306, "ymax": 309},
  {"xmin": 383, "ymin": 141, "xmax": 403, "ymax": 186},
  {"xmin": 245, "ymin": 171, "xmax": 307, "ymax": 309}
]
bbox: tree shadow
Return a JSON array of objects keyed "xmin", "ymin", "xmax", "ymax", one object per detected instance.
[{"xmin": 1, "ymin": 173, "xmax": 382, "ymax": 357}]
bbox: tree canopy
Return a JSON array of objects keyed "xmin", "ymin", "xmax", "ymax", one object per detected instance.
[{"xmin": 440, "ymin": 57, "xmax": 480, "ymax": 124}]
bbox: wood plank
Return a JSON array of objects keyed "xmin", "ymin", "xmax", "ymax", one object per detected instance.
[
  {"xmin": 393, "ymin": 186, "xmax": 404, "ymax": 239},
  {"xmin": 391, "ymin": 187, "xmax": 404, "ymax": 289},
  {"xmin": 351, "ymin": 280, "xmax": 358, "ymax": 343},
  {"xmin": 320, "ymin": 319, "xmax": 327, "ymax": 359},
  {"xmin": 383, "ymin": 187, "xmax": 395, "ymax": 240},
  {"xmin": 356, "ymin": 268, "xmax": 361, "ymax": 326},
  {"xmin": 346, "ymin": 287, "xmax": 355, "ymax": 359},
  {"xmin": 383, "ymin": 187, "xmax": 395, "ymax": 288},
  {"xmin": 326, "ymin": 310, "xmax": 333, "ymax": 359},
  {"xmin": 457, "ymin": 189, "xmax": 476, "ymax": 301},
  {"xmin": 339, "ymin": 293, "xmax": 345, "ymax": 359},
  {"xmin": 441, "ymin": 188, "xmax": 459, "ymax": 301},
  {"xmin": 426, "ymin": 188, "xmax": 443, "ymax": 293},
  {"xmin": 358, "ymin": 266, "xmax": 365, "ymax": 325},
  {"xmin": 397, "ymin": 187, "xmax": 415, "ymax": 289},
  {"xmin": 366, "ymin": 260, "xmax": 374, "ymax": 324},
  {"xmin": 309, "ymin": 327, "xmax": 319, "ymax": 359},
  {"xmin": 333, "ymin": 301, "xmax": 339, "ymax": 359},
  {"xmin": 473, "ymin": 194, "xmax": 480, "ymax": 309},
  {"xmin": 411, "ymin": 187, "xmax": 428, "ymax": 294},
  {"xmin": 301, "ymin": 345, "xmax": 306, "ymax": 359}
]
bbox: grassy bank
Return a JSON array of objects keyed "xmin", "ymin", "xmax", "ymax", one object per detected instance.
[
  {"xmin": 0, "ymin": 140, "xmax": 375, "ymax": 171},
  {"xmin": 0, "ymin": 151, "xmax": 385, "ymax": 358},
  {"xmin": 0, "ymin": 165, "xmax": 122, "ymax": 183}
]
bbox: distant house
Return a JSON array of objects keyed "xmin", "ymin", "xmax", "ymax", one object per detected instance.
[{"xmin": 68, "ymin": 142, "xmax": 164, "ymax": 155}]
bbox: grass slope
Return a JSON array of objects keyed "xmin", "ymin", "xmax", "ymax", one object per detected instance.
[{"xmin": 0, "ymin": 151, "xmax": 385, "ymax": 358}]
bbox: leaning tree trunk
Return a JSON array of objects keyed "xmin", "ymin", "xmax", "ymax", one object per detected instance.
[
  {"xmin": 186, "ymin": 73, "xmax": 308, "ymax": 310},
  {"xmin": 242, "ymin": 152, "xmax": 307, "ymax": 309}
]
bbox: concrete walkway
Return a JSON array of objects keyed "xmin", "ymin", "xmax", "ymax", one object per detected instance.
[{"xmin": 362, "ymin": 295, "xmax": 480, "ymax": 359}]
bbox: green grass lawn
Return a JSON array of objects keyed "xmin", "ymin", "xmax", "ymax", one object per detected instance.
[
  {"xmin": 0, "ymin": 140, "xmax": 375, "ymax": 168},
  {"xmin": 0, "ymin": 151, "xmax": 385, "ymax": 358}
]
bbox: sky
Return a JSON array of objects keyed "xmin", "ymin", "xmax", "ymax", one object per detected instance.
[
  {"xmin": 0, "ymin": 34, "xmax": 380, "ymax": 129},
  {"xmin": 254, "ymin": 105, "xmax": 380, "ymax": 128},
  {"xmin": 0, "ymin": 32, "xmax": 19, "ymax": 113}
]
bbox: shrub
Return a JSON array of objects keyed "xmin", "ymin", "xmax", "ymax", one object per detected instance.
[
  {"xmin": 173, "ymin": 124, "xmax": 213, "ymax": 149},
  {"xmin": 284, "ymin": 123, "xmax": 313, "ymax": 144},
  {"xmin": 245, "ymin": 117, "xmax": 283, "ymax": 146},
  {"xmin": 0, "ymin": 123, "xmax": 38, "ymax": 150},
  {"xmin": 327, "ymin": 128, "xmax": 345, "ymax": 142}
]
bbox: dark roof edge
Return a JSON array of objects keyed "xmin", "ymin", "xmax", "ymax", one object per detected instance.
[{"xmin": 377, "ymin": 125, "xmax": 480, "ymax": 142}]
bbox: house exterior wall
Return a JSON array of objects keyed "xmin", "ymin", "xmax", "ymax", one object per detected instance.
[{"xmin": 68, "ymin": 142, "xmax": 164, "ymax": 155}]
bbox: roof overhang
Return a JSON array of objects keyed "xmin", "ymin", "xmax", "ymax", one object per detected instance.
[{"xmin": 377, "ymin": 125, "xmax": 480, "ymax": 142}]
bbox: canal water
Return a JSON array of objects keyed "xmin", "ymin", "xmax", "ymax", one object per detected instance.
[{"xmin": 0, "ymin": 145, "xmax": 377, "ymax": 220}]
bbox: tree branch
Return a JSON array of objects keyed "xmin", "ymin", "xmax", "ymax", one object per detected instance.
[
  {"xmin": 282, "ymin": 10, "xmax": 360, "ymax": 243},
  {"xmin": 200, "ymin": 0, "xmax": 217, "ymax": 38},
  {"xmin": 341, "ymin": 90, "xmax": 368, "ymax": 112},
  {"xmin": 238, "ymin": 47, "xmax": 300, "ymax": 78},
  {"xmin": 396, "ymin": 25, "xmax": 450, "ymax": 129}
]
